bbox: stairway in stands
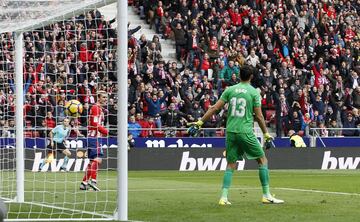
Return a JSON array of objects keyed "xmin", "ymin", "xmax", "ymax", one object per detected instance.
[{"xmin": 99, "ymin": 4, "xmax": 177, "ymax": 63}]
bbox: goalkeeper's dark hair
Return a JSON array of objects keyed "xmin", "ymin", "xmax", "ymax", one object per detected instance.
[{"xmin": 240, "ymin": 65, "xmax": 255, "ymax": 81}]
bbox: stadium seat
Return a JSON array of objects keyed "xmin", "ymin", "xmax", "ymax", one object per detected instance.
[
  {"xmin": 153, "ymin": 130, "xmax": 165, "ymax": 137},
  {"xmin": 32, "ymin": 131, "xmax": 40, "ymax": 138},
  {"xmin": 176, "ymin": 131, "xmax": 186, "ymax": 137},
  {"xmin": 24, "ymin": 131, "xmax": 32, "ymax": 138},
  {"xmin": 216, "ymin": 130, "xmax": 225, "ymax": 137}
]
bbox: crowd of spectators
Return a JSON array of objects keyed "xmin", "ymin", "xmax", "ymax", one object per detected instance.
[
  {"xmin": 127, "ymin": 0, "xmax": 360, "ymax": 138},
  {"xmin": 0, "ymin": 10, "xmax": 118, "ymax": 138},
  {"xmin": 0, "ymin": 0, "xmax": 359, "ymax": 139}
]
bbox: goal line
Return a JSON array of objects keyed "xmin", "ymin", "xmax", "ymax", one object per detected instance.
[{"xmin": 5, "ymin": 200, "xmax": 114, "ymax": 221}]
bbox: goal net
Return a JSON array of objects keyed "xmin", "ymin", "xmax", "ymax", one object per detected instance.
[{"xmin": 0, "ymin": 0, "xmax": 125, "ymax": 220}]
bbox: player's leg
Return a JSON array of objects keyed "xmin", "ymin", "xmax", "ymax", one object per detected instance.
[
  {"xmin": 243, "ymin": 132, "xmax": 284, "ymax": 204},
  {"xmin": 81, "ymin": 158, "xmax": 102, "ymax": 191},
  {"xmin": 80, "ymin": 159, "xmax": 92, "ymax": 190},
  {"xmin": 80, "ymin": 149, "xmax": 96, "ymax": 190},
  {"xmin": 256, "ymin": 156, "xmax": 283, "ymax": 204},
  {"xmin": 219, "ymin": 162, "xmax": 236, "ymax": 205},
  {"xmin": 219, "ymin": 132, "xmax": 243, "ymax": 205},
  {"xmin": 39, "ymin": 151, "xmax": 53, "ymax": 170},
  {"xmin": 60, "ymin": 148, "xmax": 71, "ymax": 171},
  {"xmin": 81, "ymin": 139, "xmax": 103, "ymax": 191},
  {"xmin": 39, "ymin": 143, "xmax": 55, "ymax": 171},
  {"xmin": 256, "ymin": 156, "xmax": 271, "ymax": 199},
  {"xmin": 240, "ymin": 133, "xmax": 283, "ymax": 203},
  {"xmin": 88, "ymin": 158, "xmax": 102, "ymax": 191},
  {"xmin": 81, "ymin": 139, "xmax": 96, "ymax": 190},
  {"xmin": 88, "ymin": 141, "xmax": 104, "ymax": 190}
]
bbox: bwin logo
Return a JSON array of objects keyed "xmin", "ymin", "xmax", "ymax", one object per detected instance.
[
  {"xmin": 32, "ymin": 152, "xmax": 90, "ymax": 172},
  {"xmin": 321, "ymin": 151, "xmax": 360, "ymax": 170},
  {"xmin": 179, "ymin": 151, "xmax": 245, "ymax": 171}
]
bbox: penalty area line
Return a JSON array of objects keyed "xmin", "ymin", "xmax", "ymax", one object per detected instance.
[
  {"xmin": 129, "ymin": 187, "xmax": 360, "ymax": 196},
  {"xmin": 276, "ymin": 187, "xmax": 360, "ymax": 196}
]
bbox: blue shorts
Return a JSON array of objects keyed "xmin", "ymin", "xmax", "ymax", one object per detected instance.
[{"xmin": 87, "ymin": 138, "xmax": 104, "ymax": 159}]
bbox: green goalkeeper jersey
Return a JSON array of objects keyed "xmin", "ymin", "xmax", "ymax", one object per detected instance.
[{"xmin": 220, "ymin": 82, "xmax": 261, "ymax": 134}]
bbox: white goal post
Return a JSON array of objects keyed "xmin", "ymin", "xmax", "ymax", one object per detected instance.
[{"xmin": 0, "ymin": 0, "xmax": 128, "ymax": 221}]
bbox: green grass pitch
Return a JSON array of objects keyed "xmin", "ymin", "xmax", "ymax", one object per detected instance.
[{"xmin": 4, "ymin": 170, "xmax": 360, "ymax": 221}]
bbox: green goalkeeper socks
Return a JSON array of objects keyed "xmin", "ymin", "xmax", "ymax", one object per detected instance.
[
  {"xmin": 221, "ymin": 168, "xmax": 234, "ymax": 199},
  {"xmin": 259, "ymin": 164, "xmax": 270, "ymax": 196}
]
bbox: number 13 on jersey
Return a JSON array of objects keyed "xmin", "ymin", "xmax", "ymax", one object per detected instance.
[{"xmin": 230, "ymin": 97, "xmax": 246, "ymax": 117}]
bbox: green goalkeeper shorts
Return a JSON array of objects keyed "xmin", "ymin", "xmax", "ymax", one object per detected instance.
[{"xmin": 225, "ymin": 132, "xmax": 265, "ymax": 163}]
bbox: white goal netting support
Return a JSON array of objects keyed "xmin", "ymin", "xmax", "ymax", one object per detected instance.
[{"xmin": 0, "ymin": 0, "xmax": 128, "ymax": 221}]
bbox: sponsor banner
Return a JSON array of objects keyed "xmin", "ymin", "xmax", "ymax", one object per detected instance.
[
  {"xmin": 135, "ymin": 136, "xmax": 360, "ymax": 148},
  {"xmin": 316, "ymin": 137, "xmax": 360, "ymax": 148},
  {"xmin": 128, "ymin": 148, "xmax": 360, "ymax": 171},
  {"xmin": 1, "ymin": 137, "xmax": 360, "ymax": 149},
  {"xmin": 134, "ymin": 137, "xmax": 223, "ymax": 148},
  {"xmin": 135, "ymin": 137, "xmax": 349, "ymax": 148},
  {"xmin": 0, "ymin": 148, "xmax": 118, "ymax": 172},
  {"xmin": 2, "ymin": 147, "xmax": 360, "ymax": 172}
]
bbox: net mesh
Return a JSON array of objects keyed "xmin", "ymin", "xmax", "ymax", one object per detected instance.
[
  {"xmin": 0, "ymin": 0, "xmax": 116, "ymax": 33},
  {"xmin": 0, "ymin": 1, "xmax": 119, "ymax": 220}
]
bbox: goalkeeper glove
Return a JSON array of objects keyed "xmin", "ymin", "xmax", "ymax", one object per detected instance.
[
  {"xmin": 187, "ymin": 120, "xmax": 204, "ymax": 137},
  {"xmin": 264, "ymin": 133, "xmax": 275, "ymax": 150}
]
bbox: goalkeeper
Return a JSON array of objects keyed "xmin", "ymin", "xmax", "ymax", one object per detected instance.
[
  {"xmin": 188, "ymin": 65, "xmax": 284, "ymax": 205},
  {"xmin": 39, "ymin": 118, "xmax": 71, "ymax": 171}
]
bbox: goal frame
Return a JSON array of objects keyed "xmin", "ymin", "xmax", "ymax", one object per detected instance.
[{"xmin": 2, "ymin": 0, "xmax": 128, "ymax": 221}]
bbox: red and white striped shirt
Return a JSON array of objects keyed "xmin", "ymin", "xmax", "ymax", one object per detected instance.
[{"xmin": 88, "ymin": 104, "xmax": 108, "ymax": 137}]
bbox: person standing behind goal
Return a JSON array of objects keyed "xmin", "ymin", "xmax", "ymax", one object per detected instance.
[
  {"xmin": 188, "ymin": 65, "xmax": 284, "ymax": 205},
  {"xmin": 80, "ymin": 91, "xmax": 109, "ymax": 191},
  {"xmin": 39, "ymin": 117, "xmax": 71, "ymax": 171}
]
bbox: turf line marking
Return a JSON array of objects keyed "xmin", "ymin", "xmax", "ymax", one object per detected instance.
[
  {"xmin": 5, "ymin": 220, "xmax": 145, "ymax": 222},
  {"xmin": 2, "ymin": 197, "xmax": 13, "ymax": 202},
  {"xmin": 276, "ymin": 187, "xmax": 360, "ymax": 196},
  {"xmin": 5, "ymin": 219, "xmax": 114, "ymax": 222},
  {"xmin": 4, "ymin": 201, "xmax": 146, "ymax": 222},
  {"xmin": 128, "ymin": 187, "xmax": 259, "ymax": 192},
  {"xmin": 129, "ymin": 187, "xmax": 360, "ymax": 196},
  {"xmin": 129, "ymin": 173, "xmax": 359, "ymax": 180},
  {"xmin": 16, "ymin": 201, "xmax": 112, "ymax": 218}
]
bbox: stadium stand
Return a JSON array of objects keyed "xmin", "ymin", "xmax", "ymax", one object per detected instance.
[
  {"xmin": 129, "ymin": 0, "xmax": 360, "ymax": 137},
  {"xmin": 0, "ymin": 0, "xmax": 359, "ymax": 138}
]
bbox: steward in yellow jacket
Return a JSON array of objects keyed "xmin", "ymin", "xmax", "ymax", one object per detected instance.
[{"xmin": 288, "ymin": 130, "xmax": 306, "ymax": 147}]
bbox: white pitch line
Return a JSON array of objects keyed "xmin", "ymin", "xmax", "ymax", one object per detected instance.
[
  {"xmin": 5, "ymin": 219, "xmax": 113, "ymax": 222},
  {"xmin": 129, "ymin": 173, "xmax": 360, "ymax": 180},
  {"xmin": 276, "ymin": 187, "xmax": 360, "ymax": 196},
  {"xmin": 4, "ymin": 201, "xmax": 146, "ymax": 222},
  {"xmin": 129, "ymin": 187, "xmax": 360, "ymax": 197},
  {"xmin": 129, "ymin": 187, "xmax": 260, "ymax": 192},
  {"xmin": 5, "ymin": 218, "xmax": 114, "ymax": 222},
  {"xmin": 10, "ymin": 201, "xmax": 112, "ymax": 219}
]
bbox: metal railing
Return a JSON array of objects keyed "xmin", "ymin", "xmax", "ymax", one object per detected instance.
[
  {"xmin": 309, "ymin": 128, "xmax": 360, "ymax": 148},
  {"xmin": 309, "ymin": 128, "xmax": 360, "ymax": 137}
]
